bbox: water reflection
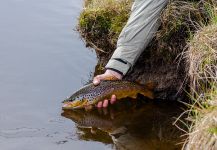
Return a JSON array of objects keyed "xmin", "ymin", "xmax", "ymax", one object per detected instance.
[{"xmin": 62, "ymin": 99, "xmax": 185, "ymax": 150}]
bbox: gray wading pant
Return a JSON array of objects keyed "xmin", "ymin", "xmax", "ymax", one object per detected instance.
[{"xmin": 105, "ymin": 0, "xmax": 168, "ymax": 75}]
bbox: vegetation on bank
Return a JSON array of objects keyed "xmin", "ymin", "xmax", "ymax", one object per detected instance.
[
  {"xmin": 78, "ymin": 0, "xmax": 211, "ymax": 61},
  {"xmin": 183, "ymin": 5, "xmax": 217, "ymax": 149},
  {"xmin": 77, "ymin": 0, "xmax": 217, "ymax": 149},
  {"xmin": 78, "ymin": 0, "xmax": 132, "ymax": 57},
  {"xmin": 77, "ymin": 0, "xmax": 217, "ymax": 100}
]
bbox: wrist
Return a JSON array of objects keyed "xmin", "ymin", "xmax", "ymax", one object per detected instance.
[{"xmin": 105, "ymin": 69, "xmax": 123, "ymax": 80}]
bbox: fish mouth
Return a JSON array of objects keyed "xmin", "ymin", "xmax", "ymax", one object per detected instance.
[{"xmin": 62, "ymin": 100, "xmax": 88, "ymax": 110}]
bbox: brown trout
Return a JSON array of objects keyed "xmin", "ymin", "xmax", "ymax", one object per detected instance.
[{"xmin": 62, "ymin": 80, "xmax": 154, "ymax": 109}]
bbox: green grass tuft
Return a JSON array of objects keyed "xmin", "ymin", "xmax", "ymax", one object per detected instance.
[
  {"xmin": 208, "ymin": 127, "xmax": 217, "ymax": 134},
  {"xmin": 78, "ymin": 0, "xmax": 132, "ymax": 57}
]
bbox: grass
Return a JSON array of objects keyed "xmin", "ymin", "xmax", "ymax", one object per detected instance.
[
  {"xmin": 208, "ymin": 127, "xmax": 217, "ymax": 134},
  {"xmin": 78, "ymin": 0, "xmax": 214, "ymax": 65},
  {"xmin": 78, "ymin": 0, "xmax": 133, "ymax": 57},
  {"xmin": 184, "ymin": 84, "xmax": 217, "ymax": 149},
  {"xmin": 187, "ymin": 24, "xmax": 217, "ymax": 94},
  {"xmin": 182, "ymin": 2, "xmax": 217, "ymax": 148}
]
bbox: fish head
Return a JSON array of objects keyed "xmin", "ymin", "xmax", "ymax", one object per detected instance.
[{"xmin": 62, "ymin": 95, "xmax": 89, "ymax": 109}]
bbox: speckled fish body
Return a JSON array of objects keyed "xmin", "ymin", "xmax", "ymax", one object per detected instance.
[
  {"xmin": 62, "ymin": 80, "xmax": 153, "ymax": 109},
  {"xmin": 62, "ymin": 110, "xmax": 114, "ymax": 130}
]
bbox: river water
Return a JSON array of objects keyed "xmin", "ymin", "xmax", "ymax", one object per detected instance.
[{"xmin": 0, "ymin": 0, "xmax": 184, "ymax": 150}]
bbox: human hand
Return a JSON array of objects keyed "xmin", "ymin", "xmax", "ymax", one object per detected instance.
[{"xmin": 93, "ymin": 69, "xmax": 123, "ymax": 108}]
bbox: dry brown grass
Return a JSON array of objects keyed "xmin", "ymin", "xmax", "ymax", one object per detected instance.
[
  {"xmin": 183, "ymin": 5, "xmax": 217, "ymax": 148},
  {"xmin": 186, "ymin": 24, "xmax": 217, "ymax": 95},
  {"xmin": 151, "ymin": 0, "xmax": 207, "ymax": 63},
  {"xmin": 157, "ymin": 0, "xmax": 203, "ymax": 41},
  {"xmin": 185, "ymin": 106, "xmax": 217, "ymax": 150}
]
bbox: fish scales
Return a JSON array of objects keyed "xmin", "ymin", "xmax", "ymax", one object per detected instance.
[{"xmin": 62, "ymin": 80, "xmax": 153, "ymax": 109}]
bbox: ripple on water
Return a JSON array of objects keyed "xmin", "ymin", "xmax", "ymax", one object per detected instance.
[{"xmin": 0, "ymin": 127, "xmax": 44, "ymax": 139}]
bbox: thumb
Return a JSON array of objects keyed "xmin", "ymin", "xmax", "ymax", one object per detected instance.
[{"xmin": 93, "ymin": 75, "xmax": 103, "ymax": 85}]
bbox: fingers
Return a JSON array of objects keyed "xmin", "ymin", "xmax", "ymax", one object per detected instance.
[
  {"xmin": 93, "ymin": 74, "xmax": 105, "ymax": 85},
  {"xmin": 97, "ymin": 101, "xmax": 103, "ymax": 108},
  {"xmin": 97, "ymin": 99, "xmax": 109, "ymax": 108},
  {"xmin": 93, "ymin": 69, "xmax": 122, "ymax": 86},
  {"xmin": 110, "ymin": 95, "xmax": 116, "ymax": 104},
  {"xmin": 103, "ymin": 99, "xmax": 109, "ymax": 108},
  {"xmin": 93, "ymin": 77, "xmax": 100, "ymax": 85},
  {"xmin": 96, "ymin": 96, "xmax": 116, "ymax": 109}
]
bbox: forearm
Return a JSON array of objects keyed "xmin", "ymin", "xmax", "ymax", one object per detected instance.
[{"xmin": 106, "ymin": 0, "xmax": 168, "ymax": 75}]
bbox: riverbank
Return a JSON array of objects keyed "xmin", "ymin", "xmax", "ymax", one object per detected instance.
[
  {"xmin": 77, "ymin": 0, "xmax": 217, "ymax": 149},
  {"xmin": 183, "ymin": 11, "xmax": 217, "ymax": 149}
]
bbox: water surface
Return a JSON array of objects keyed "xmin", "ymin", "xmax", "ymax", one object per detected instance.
[
  {"xmin": 0, "ymin": 0, "xmax": 184, "ymax": 150},
  {"xmin": 0, "ymin": 0, "xmax": 112, "ymax": 149},
  {"xmin": 62, "ymin": 100, "xmax": 184, "ymax": 150}
]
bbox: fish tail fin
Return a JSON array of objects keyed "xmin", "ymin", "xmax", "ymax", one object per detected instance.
[
  {"xmin": 144, "ymin": 81, "xmax": 156, "ymax": 91},
  {"xmin": 140, "ymin": 90, "xmax": 154, "ymax": 99},
  {"xmin": 140, "ymin": 81, "xmax": 156, "ymax": 99}
]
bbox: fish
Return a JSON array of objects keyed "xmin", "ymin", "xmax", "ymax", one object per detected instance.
[
  {"xmin": 62, "ymin": 109, "xmax": 114, "ymax": 130},
  {"xmin": 62, "ymin": 80, "xmax": 154, "ymax": 109}
]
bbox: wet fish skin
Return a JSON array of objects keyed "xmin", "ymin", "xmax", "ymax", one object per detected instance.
[{"xmin": 62, "ymin": 80, "xmax": 154, "ymax": 109}]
